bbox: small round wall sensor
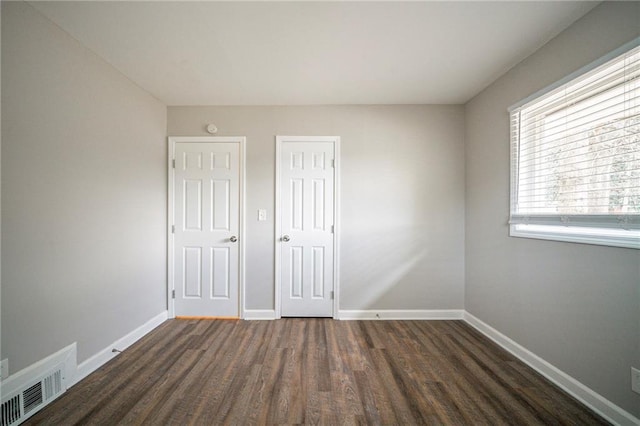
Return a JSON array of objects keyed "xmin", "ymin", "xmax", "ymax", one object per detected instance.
[{"xmin": 206, "ymin": 124, "xmax": 218, "ymax": 134}]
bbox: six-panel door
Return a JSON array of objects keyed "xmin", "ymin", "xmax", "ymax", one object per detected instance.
[
  {"xmin": 280, "ymin": 140, "xmax": 335, "ymax": 317},
  {"xmin": 173, "ymin": 142, "xmax": 240, "ymax": 317}
]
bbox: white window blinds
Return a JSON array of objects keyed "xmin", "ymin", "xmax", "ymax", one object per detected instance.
[{"xmin": 509, "ymin": 41, "xmax": 640, "ymax": 247}]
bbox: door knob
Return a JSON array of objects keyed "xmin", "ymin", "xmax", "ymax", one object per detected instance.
[
  {"xmin": 230, "ymin": 236, "xmax": 238, "ymax": 243},
  {"xmin": 282, "ymin": 235, "xmax": 290, "ymax": 242}
]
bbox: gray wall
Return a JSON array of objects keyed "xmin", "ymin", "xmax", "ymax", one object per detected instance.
[
  {"xmin": 168, "ymin": 105, "xmax": 465, "ymax": 312},
  {"xmin": 1, "ymin": 1, "xmax": 167, "ymax": 373},
  {"xmin": 464, "ymin": 1, "xmax": 640, "ymax": 417}
]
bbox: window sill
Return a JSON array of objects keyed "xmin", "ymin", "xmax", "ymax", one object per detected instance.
[{"xmin": 510, "ymin": 224, "xmax": 640, "ymax": 249}]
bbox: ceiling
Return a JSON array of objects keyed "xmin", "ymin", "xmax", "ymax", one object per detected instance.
[{"xmin": 29, "ymin": 1, "xmax": 598, "ymax": 106}]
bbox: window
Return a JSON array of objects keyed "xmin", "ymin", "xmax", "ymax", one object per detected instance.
[{"xmin": 509, "ymin": 40, "xmax": 640, "ymax": 249}]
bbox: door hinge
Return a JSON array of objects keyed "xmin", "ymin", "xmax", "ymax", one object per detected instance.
[
  {"xmin": 172, "ymin": 158, "xmax": 176, "ymax": 168},
  {"xmin": 172, "ymin": 289, "xmax": 175, "ymax": 299},
  {"xmin": 331, "ymin": 225, "xmax": 334, "ymax": 233},
  {"xmin": 330, "ymin": 291, "xmax": 334, "ymax": 300},
  {"xmin": 331, "ymin": 159, "xmax": 335, "ymax": 168},
  {"xmin": 172, "ymin": 225, "xmax": 175, "ymax": 233}
]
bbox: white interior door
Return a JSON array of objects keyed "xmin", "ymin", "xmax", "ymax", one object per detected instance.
[
  {"xmin": 171, "ymin": 138, "xmax": 243, "ymax": 318},
  {"xmin": 278, "ymin": 136, "xmax": 338, "ymax": 317}
]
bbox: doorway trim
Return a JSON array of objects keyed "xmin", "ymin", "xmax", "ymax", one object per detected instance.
[
  {"xmin": 167, "ymin": 136, "xmax": 246, "ymax": 319},
  {"xmin": 274, "ymin": 136, "xmax": 341, "ymax": 319}
]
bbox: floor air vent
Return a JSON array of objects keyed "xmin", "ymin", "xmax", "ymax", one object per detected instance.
[
  {"xmin": 1, "ymin": 366, "xmax": 65, "ymax": 426},
  {"xmin": 1, "ymin": 396, "xmax": 21, "ymax": 426}
]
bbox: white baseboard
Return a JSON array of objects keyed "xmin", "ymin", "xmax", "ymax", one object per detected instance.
[
  {"xmin": 73, "ymin": 310, "xmax": 168, "ymax": 385},
  {"xmin": 337, "ymin": 309, "xmax": 465, "ymax": 320},
  {"xmin": 243, "ymin": 309, "xmax": 277, "ymax": 320},
  {"xmin": 463, "ymin": 311, "xmax": 639, "ymax": 426},
  {"xmin": 242, "ymin": 309, "xmax": 466, "ymax": 321}
]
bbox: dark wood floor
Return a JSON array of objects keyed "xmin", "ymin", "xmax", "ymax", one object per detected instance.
[{"xmin": 26, "ymin": 319, "xmax": 608, "ymax": 425}]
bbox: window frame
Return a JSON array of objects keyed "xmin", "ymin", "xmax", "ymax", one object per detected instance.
[{"xmin": 508, "ymin": 38, "xmax": 640, "ymax": 250}]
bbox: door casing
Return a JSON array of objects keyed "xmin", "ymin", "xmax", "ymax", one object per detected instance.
[
  {"xmin": 275, "ymin": 136, "xmax": 341, "ymax": 319},
  {"xmin": 168, "ymin": 136, "xmax": 246, "ymax": 319}
]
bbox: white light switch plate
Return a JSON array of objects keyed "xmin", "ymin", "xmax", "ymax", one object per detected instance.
[
  {"xmin": 632, "ymin": 367, "xmax": 640, "ymax": 394},
  {"xmin": 1, "ymin": 359, "xmax": 8, "ymax": 380},
  {"xmin": 258, "ymin": 209, "xmax": 267, "ymax": 221}
]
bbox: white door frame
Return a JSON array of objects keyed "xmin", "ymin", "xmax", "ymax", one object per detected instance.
[
  {"xmin": 275, "ymin": 136, "xmax": 340, "ymax": 319},
  {"xmin": 168, "ymin": 136, "xmax": 246, "ymax": 319}
]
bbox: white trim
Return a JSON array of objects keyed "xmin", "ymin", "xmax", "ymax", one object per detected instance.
[
  {"xmin": 274, "ymin": 136, "xmax": 341, "ymax": 319},
  {"xmin": 333, "ymin": 140, "xmax": 341, "ymax": 318},
  {"xmin": 168, "ymin": 139, "xmax": 175, "ymax": 318},
  {"xmin": 274, "ymin": 139, "xmax": 282, "ymax": 318},
  {"xmin": 239, "ymin": 138, "xmax": 247, "ymax": 319},
  {"xmin": 338, "ymin": 309, "xmax": 465, "ymax": 320},
  {"xmin": 167, "ymin": 136, "xmax": 246, "ymax": 319},
  {"xmin": 243, "ymin": 309, "xmax": 277, "ymax": 320},
  {"xmin": 73, "ymin": 311, "xmax": 167, "ymax": 385},
  {"xmin": 463, "ymin": 311, "xmax": 640, "ymax": 426},
  {"xmin": 510, "ymin": 225, "xmax": 640, "ymax": 250},
  {"xmin": 509, "ymin": 36, "xmax": 640, "ymax": 112}
]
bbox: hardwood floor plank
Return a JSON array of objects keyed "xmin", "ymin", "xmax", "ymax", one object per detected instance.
[
  {"xmin": 220, "ymin": 363, "xmax": 263, "ymax": 425},
  {"xmin": 440, "ymin": 332, "xmax": 564, "ymax": 424},
  {"xmin": 509, "ymin": 362, "xmax": 609, "ymax": 425},
  {"xmin": 115, "ymin": 347, "xmax": 200, "ymax": 424},
  {"xmin": 369, "ymin": 348, "xmax": 423, "ymax": 424},
  {"xmin": 353, "ymin": 370, "xmax": 385, "ymax": 424},
  {"xmin": 25, "ymin": 319, "xmax": 610, "ymax": 426},
  {"xmin": 140, "ymin": 320, "xmax": 238, "ymax": 424}
]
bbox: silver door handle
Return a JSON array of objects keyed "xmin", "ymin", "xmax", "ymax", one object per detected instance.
[
  {"xmin": 282, "ymin": 235, "xmax": 290, "ymax": 242},
  {"xmin": 230, "ymin": 236, "xmax": 238, "ymax": 243}
]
